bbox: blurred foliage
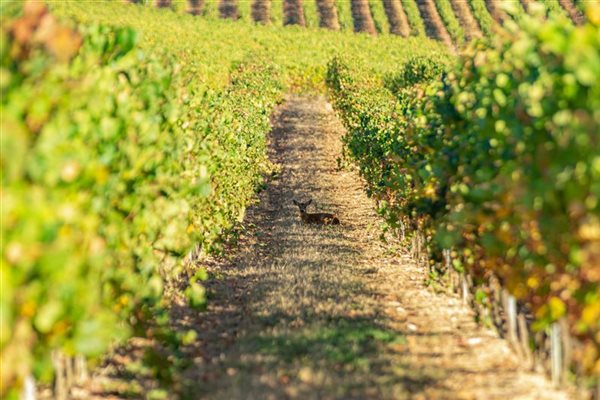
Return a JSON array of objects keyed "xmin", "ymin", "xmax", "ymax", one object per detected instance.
[
  {"xmin": 327, "ymin": 5, "xmax": 600, "ymax": 383},
  {"xmin": 1, "ymin": 1, "xmax": 282, "ymax": 396},
  {"xmin": 5, "ymin": 0, "xmax": 597, "ymax": 396}
]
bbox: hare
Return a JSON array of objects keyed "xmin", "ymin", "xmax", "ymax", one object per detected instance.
[{"xmin": 293, "ymin": 199, "xmax": 340, "ymax": 225}]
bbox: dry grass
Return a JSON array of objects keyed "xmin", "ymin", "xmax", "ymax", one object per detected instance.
[{"xmin": 79, "ymin": 96, "xmax": 571, "ymax": 399}]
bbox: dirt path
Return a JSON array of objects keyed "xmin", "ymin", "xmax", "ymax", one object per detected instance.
[{"xmin": 162, "ymin": 96, "xmax": 570, "ymax": 399}]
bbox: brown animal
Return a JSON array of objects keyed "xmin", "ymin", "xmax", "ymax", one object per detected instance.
[{"xmin": 293, "ymin": 199, "xmax": 340, "ymax": 225}]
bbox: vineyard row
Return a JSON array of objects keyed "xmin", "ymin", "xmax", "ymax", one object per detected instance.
[
  {"xmin": 325, "ymin": 7, "xmax": 600, "ymax": 391},
  {"xmin": 131, "ymin": 0, "xmax": 589, "ymax": 47}
]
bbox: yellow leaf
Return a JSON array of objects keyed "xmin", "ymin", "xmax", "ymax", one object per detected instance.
[
  {"xmin": 582, "ymin": 302, "xmax": 600, "ymax": 326},
  {"xmin": 548, "ymin": 297, "xmax": 566, "ymax": 320},
  {"xmin": 587, "ymin": 4, "xmax": 600, "ymax": 26},
  {"xmin": 526, "ymin": 276, "xmax": 539, "ymax": 289}
]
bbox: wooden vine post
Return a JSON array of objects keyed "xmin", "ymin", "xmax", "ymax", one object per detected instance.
[
  {"xmin": 52, "ymin": 351, "xmax": 67, "ymax": 400},
  {"xmin": 460, "ymin": 273, "xmax": 469, "ymax": 305},
  {"xmin": 407, "ymin": 227, "xmax": 592, "ymax": 393},
  {"xmin": 21, "ymin": 375, "xmax": 36, "ymax": 400},
  {"xmin": 219, "ymin": 0, "xmax": 239, "ymax": 20},
  {"xmin": 550, "ymin": 322, "xmax": 562, "ymax": 385},
  {"xmin": 505, "ymin": 291, "xmax": 518, "ymax": 343}
]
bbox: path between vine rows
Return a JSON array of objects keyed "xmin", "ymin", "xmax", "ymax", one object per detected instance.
[{"xmin": 96, "ymin": 96, "xmax": 570, "ymax": 399}]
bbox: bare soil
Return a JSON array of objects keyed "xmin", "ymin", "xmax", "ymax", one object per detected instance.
[
  {"xmin": 219, "ymin": 0, "xmax": 239, "ymax": 19},
  {"xmin": 81, "ymin": 96, "xmax": 571, "ymax": 399},
  {"xmin": 383, "ymin": 0, "xmax": 411, "ymax": 37},
  {"xmin": 350, "ymin": 0, "xmax": 378, "ymax": 35},
  {"xmin": 283, "ymin": 0, "xmax": 306, "ymax": 26},
  {"xmin": 252, "ymin": 0, "xmax": 271, "ymax": 24},
  {"xmin": 316, "ymin": 0, "xmax": 341, "ymax": 30}
]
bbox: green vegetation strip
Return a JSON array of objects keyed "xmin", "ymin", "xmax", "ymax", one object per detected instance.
[
  {"xmin": 434, "ymin": 0, "xmax": 465, "ymax": 44},
  {"xmin": 272, "ymin": 0, "xmax": 284, "ymax": 25},
  {"xmin": 50, "ymin": 1, "xmax": 446, "ymax": 89},
  {"xmin": 400, "ymin": 0, "xmax": 426, "ymax": 36},
  {"xmin": 335, "ymin": 0, "xmax": 354, "ymax": 30},
  {"xmin": 238, "ymin": 0, "xmax": 254, "ymax": 22},
  {"xmin": 544, "ymin": 0, "xmax": 569, "ymax": 17},
  {"xmin": 369, "ymin": 0, "xmax": 391, "ymax": 34},
  {"xmin": 303, "ymin": 0, "xmax": 320, "ymax": 27}
]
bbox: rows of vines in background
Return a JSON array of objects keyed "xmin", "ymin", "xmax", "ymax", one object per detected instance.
[
  {"xmin": 502, "ymin": 1, "xmax": 527, "ymax": 22},
  {"xmin": 52, "ymin": 0, "xmax": 446, "ymax": 88},
  {"xmin": 127, "ymin": 0, "xmax": 592, "ymax": 47},
  {"xmin": 1, "ymin": 1, "xmax": 284, "ymax": 396},
  {"xmin": 326, "ymin": 5, "xmax": 600, "ymax": 389},
  {"xmin": 519, "ymin": 0, "xmax": 573, "ymax": 20}
]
